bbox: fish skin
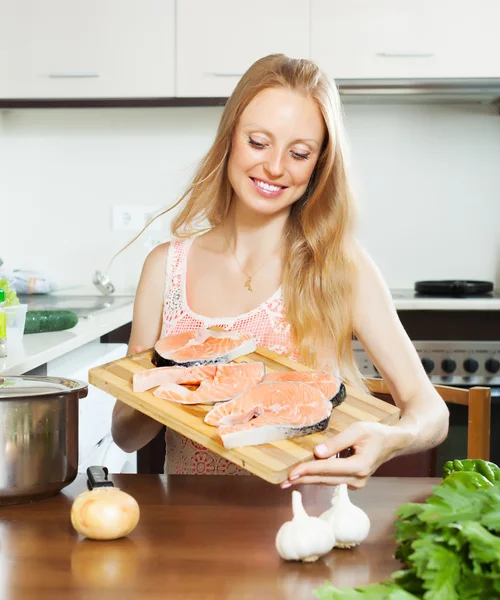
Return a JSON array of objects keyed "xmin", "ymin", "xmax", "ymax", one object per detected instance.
[
  {"xmin": 218, "ymin": 415, "xmax": 331, "ymax": 449},
  {"xmin": 152, "ymin": 330, "xmax": 256, "ymax": 367},
  {"xmin": 204, "ymin": 381, "xmax": 333, "ymax": 448}
]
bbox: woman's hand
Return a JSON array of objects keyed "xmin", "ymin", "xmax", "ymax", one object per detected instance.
[{"xmin": 280, "ymin": 421, "xmax": 405, "ymax": 490}]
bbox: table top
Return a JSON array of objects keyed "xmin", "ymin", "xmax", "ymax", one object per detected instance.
[{"xmin": 0, "ymin": 474, "xmax": 439, "ymax": 600}]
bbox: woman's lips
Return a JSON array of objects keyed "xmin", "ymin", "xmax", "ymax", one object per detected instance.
[{"xmin": 249, "ymin": 177, "xmax": 288, "ymax": 198}]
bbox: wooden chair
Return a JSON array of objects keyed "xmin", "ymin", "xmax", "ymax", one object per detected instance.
[{"xmin": 365, "ymin": 378, "xmax": 491, "ymax": 473}]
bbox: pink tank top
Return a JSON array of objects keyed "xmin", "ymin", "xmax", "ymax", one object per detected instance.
[{"xmin": 161, "ymin": 237, "xmax": 297, "ymax": 475}]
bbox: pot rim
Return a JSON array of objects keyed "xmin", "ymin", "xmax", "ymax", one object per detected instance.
[{"xmin": 0, "ymin": 375, "xmax": 89, "ymax": 400}]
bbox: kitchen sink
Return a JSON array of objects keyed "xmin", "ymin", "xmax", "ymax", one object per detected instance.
[{"xmin": 18, "ymin": 294, "xmax": 134, "ymax": 319}]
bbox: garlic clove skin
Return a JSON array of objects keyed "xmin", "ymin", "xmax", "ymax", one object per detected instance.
[
  {"xmin": 319, "ymin": 483, "xmax": 370, "ymax": 549},
  {"xmin": 276, "ymin": 490, "xmax": 335, "ymax": 562}
]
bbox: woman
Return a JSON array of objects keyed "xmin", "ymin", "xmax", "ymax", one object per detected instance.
[{"xmin": 111, "ymin": 53, "xmax": 449, "ymax": 488}]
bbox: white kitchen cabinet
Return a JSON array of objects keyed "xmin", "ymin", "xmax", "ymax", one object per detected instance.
[
  {"xmin": 176, "ymin": 0, "xmax": 310, "ymax": 97},
  {"xmin": 0, "ymin": 0, "xmax": 175, "ymax": 99},
  {"xmin": 47, "ymin": 342, "xmax": 137, "ymax": 474},
  {"xmin": 311, "ymin": 0, "xmax": 500, "ymax": 80}
]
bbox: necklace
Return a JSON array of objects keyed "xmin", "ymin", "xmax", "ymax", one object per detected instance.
[{"xmin": 222, "ymin": 226, "xmax": 278, "ymax": 292}]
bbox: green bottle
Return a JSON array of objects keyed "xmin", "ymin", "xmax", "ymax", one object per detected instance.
[{"xmin": 0, "ymin": 288, "xmax": 7, "ymax": 358}]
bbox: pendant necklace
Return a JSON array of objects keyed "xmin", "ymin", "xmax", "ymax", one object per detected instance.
[{"xmin": 223, "ymin": 226, "xmax": 278, "ymax": 292}]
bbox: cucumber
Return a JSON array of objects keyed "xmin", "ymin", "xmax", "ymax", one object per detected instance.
[{"xmin": 24, "ymin": 310, "xmax": 79, "ymax": 334}]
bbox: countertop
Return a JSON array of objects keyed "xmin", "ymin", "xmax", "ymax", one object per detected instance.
[
  {"xmin": 2, "ymin": 285, "xmax": 496, "ymax": 377},
  {"xmin": 0, "ymin": 474, "xmax": 438, "ymax": 600},
  {"xmin": 390, "ymin": 288, "xmax": 500, "ymax": 311},
  {"xmin": 0, "ymin": 290, "xmax": 134, "ymax": 376}
]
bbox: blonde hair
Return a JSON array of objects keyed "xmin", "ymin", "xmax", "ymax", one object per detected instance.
[{"xmin": 146, "ymin": 54, "xmax": 364, "ymax": 389}]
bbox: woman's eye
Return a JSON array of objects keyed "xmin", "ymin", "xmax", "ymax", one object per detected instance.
[
  {"xmin": 292, "ymin": 151, "xmax": 310, "ymax": 161},
  {"xmin": 248, "ymin": 137, "xmax": 266, "ymax": 149}
]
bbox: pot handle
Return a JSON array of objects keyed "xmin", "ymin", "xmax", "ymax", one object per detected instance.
[
  {"xmin": 78, "ymin": 386, "xmax": 89, "ymax": 400},
  {"xmin": 87, "ymin": 466, "xmax": 115, "ymax": 490}
]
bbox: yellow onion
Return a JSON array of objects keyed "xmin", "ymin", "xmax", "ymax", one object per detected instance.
[{"xmin": 71, "ymin": 487, "xmax": 140, "ymax": 540}]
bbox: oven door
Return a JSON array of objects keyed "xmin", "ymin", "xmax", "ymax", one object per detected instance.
[{"xmin": 353, "ymin": 308, "xmax": 500, "ymax": 475}]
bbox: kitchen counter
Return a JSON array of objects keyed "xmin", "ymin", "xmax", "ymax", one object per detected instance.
[
  {"xmin": 0, "ymin": 474, "xmax": 438, "ymax": 600},
  {"xmin": 0, "ymin": 293, "xmax": 134, "ymax": 376},
  {"xmin": 391, "ymin": 288, "xmax": 500, "ymax": 311}
]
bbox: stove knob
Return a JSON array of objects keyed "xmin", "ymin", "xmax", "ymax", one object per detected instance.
[
  {"xmin": 421, "ymin": 358, "xmax": 435, "ymax": 373},
  {"xmin": 485, "ymin": 358, "xmax": 500, "ymax": 374},
  {"xmin": 441, "ymin": 358, "xmax": 456, "ymax": 374},
  {"xmin": 463, "ymin": 358, "xmax": 479, "ymax": 374}
]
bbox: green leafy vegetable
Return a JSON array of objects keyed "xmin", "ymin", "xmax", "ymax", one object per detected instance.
[{"xmin": 314, "ymin": 461, "xmax": 500, "ymax": 600}]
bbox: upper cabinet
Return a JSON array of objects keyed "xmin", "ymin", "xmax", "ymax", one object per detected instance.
[
  {"xmin": 0, "ymin": 0, "xmax": 175, "ymax": 99},
  {"xmin": 175, "ymin": 0, "xmax": 310, "ymax": 97},
  {"xmin": 1, "ymin": 1, "xmax": 500, "ymax": 102},
  {"xmin": 311, "ymin": 0, "xmax": 500, "ymax": 80}
]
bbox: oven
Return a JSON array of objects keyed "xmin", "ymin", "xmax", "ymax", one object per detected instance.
[{"xmin": 353, "ymin": 287, "xmax": 500, "ymax": 471}]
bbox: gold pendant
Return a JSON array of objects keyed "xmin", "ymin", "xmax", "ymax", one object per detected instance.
[{"xmin": 244, "ymin": 277, "xmax": 253, "ymax": 292}]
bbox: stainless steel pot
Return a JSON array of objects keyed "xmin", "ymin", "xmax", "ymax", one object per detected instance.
[{"xmin": 0, "ymin": 375, "xmax": 88, "ymax": 505}]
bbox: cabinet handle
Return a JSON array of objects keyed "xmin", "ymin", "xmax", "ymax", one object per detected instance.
[
  {"xmin": 210, "ymin": 72, "xmax": 244, "ymax": 77},
  {"xmin": 47, "ymin": 73, "xmax": 101, "ymax": 79},
  {"xmin": 375, "ymin": 52, "xmax": 436, "ymax": 58}
]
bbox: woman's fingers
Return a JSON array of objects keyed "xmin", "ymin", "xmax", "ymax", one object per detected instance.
[
  {"xmin": 288, "ymin": 454, "xmax": 367, "ymax": 481},
  {"xmin": 314, "ymin": 424, "xmax": 365, "ymax": 459},
  {"xmin": 281, "ymin": 474, "xmax": 368, "ymax": 489}
]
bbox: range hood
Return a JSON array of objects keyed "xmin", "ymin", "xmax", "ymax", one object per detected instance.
[{"xmin": 336, "ymin": 78, "xmax": 500, "ymax": 105}]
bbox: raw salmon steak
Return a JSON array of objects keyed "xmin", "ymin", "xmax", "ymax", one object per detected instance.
[
  {"xmin": 133, "ymin": 364, "xmax": 218, "ymax": 393},
  {"xmin": 262, "ymin": 371, "xmax": 345, "ymax": 406},
  {"xmin": 152, "ymin": 329, "xmax": 257, "ymax": 367},
  {"xmin": 204, "ymin": 381, "xmax": 334, "ymax": 449},
  {"xmin": 153, "ymin": 362, "xmax": 265, "ymax": 405}
]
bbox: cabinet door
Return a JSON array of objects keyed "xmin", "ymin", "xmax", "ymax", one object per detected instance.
[
  {"xmin": 176, "ymin": 0, "xmax": 310, "ymax": 97},
  {"xmin": 311, "ymin": 0, "xmax": 500, "ymax": 80},
  {"xmin": 0, "ymin": 0, "xmax": 175, "ymax": 99}
]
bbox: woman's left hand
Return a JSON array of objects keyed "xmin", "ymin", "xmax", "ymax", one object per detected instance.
[{"xmin": 281, "ymin": 421, "xmax": 403, "ymax": 490}]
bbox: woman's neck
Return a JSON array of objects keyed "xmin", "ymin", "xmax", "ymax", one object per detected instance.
[{"xmin": 221, "ymin": 200, "xmax": 289, "ymax": 259}]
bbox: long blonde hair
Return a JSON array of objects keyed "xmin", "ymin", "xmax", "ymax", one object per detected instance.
[{"xmin": 145, "ymin": 54, "xmax": 363, "ymax": 388}]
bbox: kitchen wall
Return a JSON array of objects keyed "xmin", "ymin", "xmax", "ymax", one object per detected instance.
[{"xmin": 1, "ymin": 102, "xmax": 500, "ymax": 293}]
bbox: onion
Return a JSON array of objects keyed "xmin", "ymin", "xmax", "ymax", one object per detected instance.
[{"xmin": 71, "ymin": 487, "xmax": 140, "ymax": 540}]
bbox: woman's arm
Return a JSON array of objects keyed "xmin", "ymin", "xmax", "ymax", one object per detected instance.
[
  {"xmin": 111, "ymin": 242, "xmax": 170, "ymax": 453},
  {"xmin": 282, "ymin": 244, "xmax": 449, "ymax": 489},
  {"xmin": 350, "ymin": 244, "xmax": 450, "ymax": 455}
]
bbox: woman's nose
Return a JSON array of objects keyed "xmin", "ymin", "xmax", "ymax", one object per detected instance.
[{"xmin": 264, "ymin": 149, "xmax": 285, "ymax": 178}]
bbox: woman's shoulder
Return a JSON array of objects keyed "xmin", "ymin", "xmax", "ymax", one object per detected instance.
[{"xmin": 145, "ymin": 240, "xmax": 171, "ymax": 266}]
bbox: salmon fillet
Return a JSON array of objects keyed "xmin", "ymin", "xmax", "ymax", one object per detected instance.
[
  {"xmin": 152, "ymin": 361, "xmax": 265, "ymax": 405},
  {"xmin": 152, "ymin": 329, "xmax": 257, "ymax": 367},
  {"xmin": 154, "ymin": 331, "xmax": 200, "ymax": 356},
  {"xmin": 263, "ymin": 371, "xmax": 342, "ymax": 404},
  {"xmin": 204, "ymin": 381, "xmax": 333, "ymax": 449},
  {"xmin": 133, "ymin": 365, "xmax": 217, "ymax": 393}
]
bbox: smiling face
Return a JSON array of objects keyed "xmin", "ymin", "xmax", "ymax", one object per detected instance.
[{"xmin": 227, "ymin": 86, "xmax": 326, "ymax": 218}]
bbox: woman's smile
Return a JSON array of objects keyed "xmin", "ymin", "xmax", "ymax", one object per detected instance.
[{"xmin": 249, "ymin": 176, "xmax": 288, "ymax": 198}]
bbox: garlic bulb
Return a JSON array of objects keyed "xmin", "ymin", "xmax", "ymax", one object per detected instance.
[
  {"xmin": 319, "ymin": 483, "xmax": 370, "ymax": 548},
  {"xmin": 276, "ymin": 490, "xmax": 335, "ymax": 562}
]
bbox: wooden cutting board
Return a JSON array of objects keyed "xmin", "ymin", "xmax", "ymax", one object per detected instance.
[{"xmin": 88, "ymin": 345, "xmax": 400, "ymax": 484}]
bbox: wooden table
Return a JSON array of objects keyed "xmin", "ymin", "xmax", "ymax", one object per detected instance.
[{"xmin": 0, "ymin": 475, "xmax": 438, "ymax": 600}]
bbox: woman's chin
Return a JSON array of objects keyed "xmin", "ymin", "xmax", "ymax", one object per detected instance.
[{"xmin": 234, "ymin": 195, "xmax": 293, "ymax": 218}]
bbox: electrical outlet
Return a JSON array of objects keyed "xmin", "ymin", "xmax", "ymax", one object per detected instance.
[{"xmin": 111, "ymin": 205, "xmax": 162, "ymax": 232}]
